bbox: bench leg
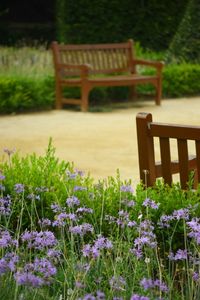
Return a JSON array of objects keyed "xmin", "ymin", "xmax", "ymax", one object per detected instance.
[
  {"xmin": 81, "ymin": 85, "xmax": 90, "ymax": 112},
  {"xmin": 55, "ymin": 82, "xmax": 63, "ymax": 109},
  {"xmin": 129, "ymin": 85, "xmax": 137, "ymax": 101},
  {"xmin": 155, "ymin": 79, "xmax": 162, "ymax": 106}
]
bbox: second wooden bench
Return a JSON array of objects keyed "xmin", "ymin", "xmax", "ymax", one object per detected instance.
[{"xmin": 52, "ymin": 39, "xmax": 164, "ymax": 112}]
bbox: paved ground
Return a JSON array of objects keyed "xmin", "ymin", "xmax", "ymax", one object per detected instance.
[{"xmin": 1, "ymin": 96, "xmax": 200, "ymax": 186}]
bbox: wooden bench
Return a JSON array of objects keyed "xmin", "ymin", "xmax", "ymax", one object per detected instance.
[
  {"xmin": 51, "ymin": 40, "xmax": 164, "ymax": 112},
  {"xmin": 136, "ymin": 112, "xmax": 200, "ymax": 189}
]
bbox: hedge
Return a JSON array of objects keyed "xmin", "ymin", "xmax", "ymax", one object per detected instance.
[{"xmin": 0, "ymin": 63, "xmax": 200, "ymax": 114}]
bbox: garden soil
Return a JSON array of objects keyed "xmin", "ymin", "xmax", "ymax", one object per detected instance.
[{"xmin": 1, "ymin": 96, "xmax": 200, "ymax": 187}]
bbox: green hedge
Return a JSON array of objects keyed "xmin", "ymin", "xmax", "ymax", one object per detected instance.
[
  {"xmin": 0, "ymin": 75, "xmax": 55, "ymax": 114},
  {"xmin": 0, "ymin": 63, "xmax": 200, "ymax": 114}
]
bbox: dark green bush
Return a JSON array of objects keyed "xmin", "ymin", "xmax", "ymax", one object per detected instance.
[
  {"xmin": 0, "ymin": 63, "xmax": 200, "ymax": 114},
  {"xmin": 0, "ymin": 75, "xmax": 54, "ymax": 114}
]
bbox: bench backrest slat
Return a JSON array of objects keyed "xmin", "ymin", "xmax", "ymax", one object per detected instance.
[
  {"xmin": 53, "ymin": 41, "xmax": 134, "ymax": 75},
  {"xmin": 136, "ymin": 112, "xmax": 200, "ymax": 189}
]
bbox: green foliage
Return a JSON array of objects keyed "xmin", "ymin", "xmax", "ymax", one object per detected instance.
[
  {"xmin": 0, "ymin": 75, "xmax": 54, "ymax": 114},
  {"xmin": 162, "ymin": 64, "xmax": 200, "ymax": 97},
  {"xmin": 1, "ymin": 144, "xmax": 200, "ymax": 298},
  {"xmin": 167, "ymin": 0, "xmax": 200, "ymax": 63}
]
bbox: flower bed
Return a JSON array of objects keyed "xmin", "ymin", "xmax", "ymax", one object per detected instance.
[{"xmin": 0, "ymin": 141, "xmax": 200, "ymax": 299}]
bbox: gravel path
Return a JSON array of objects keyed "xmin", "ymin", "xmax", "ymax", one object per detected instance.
[{"xmin": 1, "ymin": 97, "xmax": 200, "ymax": 186}]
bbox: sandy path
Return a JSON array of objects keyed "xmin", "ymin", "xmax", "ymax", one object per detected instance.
[{"xmin": 1, "ymin": 97, "xmax": 200, "ymax": 186}]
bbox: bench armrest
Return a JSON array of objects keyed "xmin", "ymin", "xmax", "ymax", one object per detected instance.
[{"xmin": 132, "ymin": 59, "xmax": 164, "ymax": 74}]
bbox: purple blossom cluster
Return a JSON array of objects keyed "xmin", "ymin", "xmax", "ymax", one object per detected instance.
[
  {"xmin": 21, "ymin": 230, "xmax": 57, "ymax": 249},
  {"xmin": 142, "ymin": 198, "xmax": 159, "ymax": 209},
  {"xmin": 69, "ymin": 223, "xmax": 94, "ymax": 236},
  {"xmin": 66, "ymin": 196, "xmax": 80, "ymax": 207},
  {"xmin": 140, "ymin": 277, "xmax": 168, "ymax": 292},
  {"xmin": 158, "ymin": 208, "xmax": 191, "ymax": 228},
  {"xmin": 130, "ymin": 220, "xmax": 157, "ymax": 259},
  {"xmin": 130, "ymin": 295, "xmax": 150, "ymax": 300},
  {"xmin": 105, "ymin": 210, "xmax": 136, "ymax": 229},
  {"xmin": 0, "ymin": 195, "xmax": 11, "ymax": 216},
  {"xmin": 120, "ymin": 184, "xmax": 134, "ymax": 193},
  {"xmin": 168, "ymin": 249, "xmax": 188, "ymax": 261},
  {"xmin": 187, "ymin": 218, "xmax": 200, "ymax": 244},
  {"xmin": 14, "ymin": 257, "xmax": 57, "ymax": 287},
  {"xmin": 0, "ymin": 252, "xmax": 19, "ymax": 275},
  {"xmin": 78, "ymin": 290, "xmax": 105, "ymax": 300},
  {"xmin": 82, "ymin": 236, "xmax": 113, "ymax": 258},
  {"xmin": 14, "ymin": 183, "xmax": 25, "ymax": 194},
  {"xmin": 0, "ymin": 230, "xmax": 18, "ymax": 248},
  {"xmin": 0, "ymin": 172, "xmax": 5, "ymax": 180}
]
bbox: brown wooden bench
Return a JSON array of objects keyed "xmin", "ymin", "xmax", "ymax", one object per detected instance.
[
  {"xmin": 136, "ymin": 112, "xmax": 200, "ymax": 189},
  {"xmin": 51, "ymin": 40, "xmax": 164, "ymax": 112}
]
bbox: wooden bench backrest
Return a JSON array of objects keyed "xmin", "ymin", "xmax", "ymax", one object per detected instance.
[
  {"xmin": 52, "ymin": 40, "xmax": 134, "ymax": 75},
  {"xmin": 136, "ymin": 112, "xmax": 200, "ymax": 189}
]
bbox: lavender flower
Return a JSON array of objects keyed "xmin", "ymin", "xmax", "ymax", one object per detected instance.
[
  {"xmin": 0, "ymin": 172, "xmax": 5, "ymax": 180},
  {"xmin": 82, "ymin": 236, "xmax": 112, "ymax": 258},
  {"xmin": 0, "ymin": 195, "xmax": 11, "ymax": 216},
  {"xmin": 21, "ymin": 230, "xmax": 57, "ymax": 250},
  {"xmin": 187, "ymin": 218, "xmax": 200, "ymax": 244},
  {"xmin": 38, "ymin": 218, "xmax": 52, "ymax": 227},
  {"xmin": 74, "ymin": 186, "xmax": 87, "ymax": 191},
  {"xmin": 168, "ymin": 249, "xmax": 188, "ymax": 261},
  {"xmin": 51, "ymin": 203, "xmax": 63, "ymax": 213},
  {"xmin": 192, "ymin": 272, "xmax": 200, "ymax": 281},
  {"xmin": 143, "ymin": 198, "xmax": 159, "ymax": 209},
  {"xmin": 130, "ymin": 295, "xmax": 150, "ymax": 300},
  {"xmin": 66, "ymin": 196, "xmax": 80, "ymax": 207},
  {"xmin": 27, "ymin": 193, "xmax": 40, "ymax": 201},
  {"xmin": 173, "ymin": 208, "xmax": 190, "ymax": 220},
  {"xmin": 140, "ymin": 278, "xmax": 168, "ymax": 292},
  {"xmin": 69, "ymin": 223, "xmax": 94, "ymax": 236},
  {"xmin": 158, "ymin": 215, "xmax": 174, "ymax": 228},
  {"xmin": 14, "ymin": 183, "xmax": 24, "ymax": 194},
  {"xmin": 76, "ymin": 207, "xmax": 93, "ymax": 214},
  {"xmin": 120, "ymin": 185, "xmax": 134, "ymax": 193},
  {"xmin": 14, "ymin": 257, "xmax": 57, "ymax": 287},
  {"xmin": 0, "ymin": 252, "xmax": 19, "ymax": 274},
  {"xmin": 0, "ymin": 230, "xmax": 18, "ymax": 248}
]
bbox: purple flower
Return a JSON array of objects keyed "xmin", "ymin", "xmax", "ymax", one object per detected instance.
[
  {"xmin": 192, "ymin": 272, "xmax": 200, "ymax": 281},
  {"xmin": 0, "ymin": 252, "xmax": 19, "ymax": 274},
  {"xmin": 187, "ymin": 218, "xmax": 200, "ymax": 244},
  {"xmin": 73, "ymin": 186, "xmax": 87, "ymax": 191},
  {"xmin": 51, "ymin": 203, "xmax": 63, "ymax": 213},
  {"xmin": 0, "ymin": 195, "xmax": 11, "ymax": 216},
  {"xmin": 143, "ymin": 198, "xmax": 159, "ymax": 209},
  {"xmin": 173, "ymin": 208, "xmax": 190, "ymax": 220},
  {"xmin": 131, "ymin": 295, "xmax": 150, "ymax": 300},
  {"xmin": 0, "ymin": 173, "xmax": 5, "ymax": 180},
  {"xmin": 96, "ymin": 290, "xmax": 105, "ymax": 299},
  {"xmin": 66, "ymin": 196, "xmax": 80, "ymax": 207},
  {"xmin": 76, "ymin": 207, "xmax": 93, "ymax": 214},
  {"xmin": 168, "ymin": 249, "xmax": 188, "ymax": 261},
  {"xmin": 140, "ymin": 278, "xmax": 168, "ymax": 292},
  {"xmin": 15, "ymin": 257, "xmax": 57, "ymax": 287},
  {"xmin": 120, "ymin": 185, "xmax": 134, "ymax": 193},
  {"xmin": 21, "ymin": 230, "xmax": 57, "ymax": 249},
  {"xmin": 38, "ymin": 218, "xmax": 52, "ymax": 227},
  {"xmin": 47, "ymin": 249, "xmax": 61, "ymax": 259},
  {"xmin": 69, "ymin": 223, "xmax": 93, "ymax": 236},
  {"xmin": 158, "ymin": 215, "xmax": 174, "ymax": 228},
  {"xmin": 27, "ymin": 193, "xmax": 40, "ymax": 201},
  {"xmin": 0, "ymin": 230, "xmax": 18, "ymax": 248},
  {"xmin": 14, "ymin": 183, "xmax": 24, "ymax": 194}
]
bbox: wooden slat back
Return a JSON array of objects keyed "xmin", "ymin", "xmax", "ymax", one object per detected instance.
[
  {"xmin": 53, "ymin": 41, "xmax": 134, "ymax": 75},
  {"xmin": 136, "ymin": 112, "xmax": 200, "ymax": 189}
]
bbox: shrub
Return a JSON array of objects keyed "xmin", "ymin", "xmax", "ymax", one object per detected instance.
[{"xmin": 1, "ymin": 142, "xmax": 200, "ymax": 299}]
